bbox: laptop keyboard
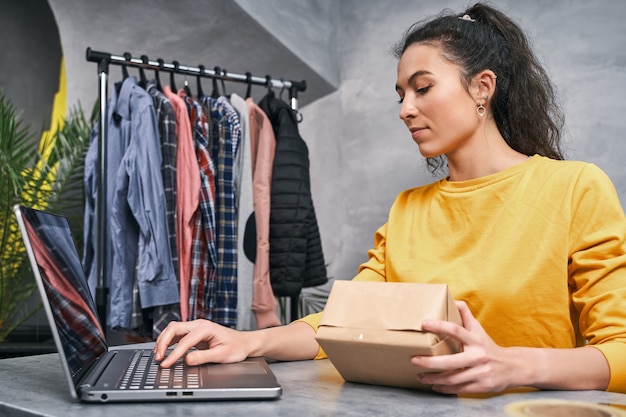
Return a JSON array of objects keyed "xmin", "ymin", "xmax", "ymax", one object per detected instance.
[{"xmin": 119, "ymin": 350, "xmax": 200, "ymax": 390}]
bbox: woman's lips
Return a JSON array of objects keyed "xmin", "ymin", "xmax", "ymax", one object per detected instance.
[{"xmin": 410, "ymin": 127, "xmax": 427, "ymax": 140}]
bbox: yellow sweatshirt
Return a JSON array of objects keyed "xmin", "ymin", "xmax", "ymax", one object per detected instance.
[{"xmin": 299, "ymin": 155, "xmax": 626, "ymax": 393}]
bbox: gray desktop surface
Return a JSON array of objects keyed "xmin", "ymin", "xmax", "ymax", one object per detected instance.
[{"xmin": 1, "ymin": 345, "xmax": 626, "ymax": 417}]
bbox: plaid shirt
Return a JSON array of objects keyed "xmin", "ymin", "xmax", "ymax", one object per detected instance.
[
  {"xmin": 180, "ymin": 92, "xmax": 217, "ymax": 321},
  {"xmin": 203, "ymin": 96, "xmax": 241, "ymax": 328},
  {"xmin": 146, "ymin": 81, "xmax": 178, "ymax": 282},
  {"xmin": 142, "ymin": 81, "xmax": 181, "ymax": 338}
]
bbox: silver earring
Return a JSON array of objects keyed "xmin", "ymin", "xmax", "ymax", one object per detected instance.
[{"xmin": 477, "ymin": 104, "xmax": 486, "ymax": 117}]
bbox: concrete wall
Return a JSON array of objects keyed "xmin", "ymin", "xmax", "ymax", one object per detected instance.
[
  {"xmin": 47, "ymin": 0, "xmax": 336, "ymax": 110},
  {"xmin": 10, "ymin": 0, "xmax": 626, "ymax": 288},
  {"xmin": 232, "ymin": 0, "xmax": 341, "ymax": 88},
  {"xmin": 0, "ymin": 0, "xmax": 62, "ymax": 137}
]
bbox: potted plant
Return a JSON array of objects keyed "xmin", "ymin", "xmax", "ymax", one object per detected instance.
[{"xmin": 0, "ymin": 91, "xmax": 93, "ymax": 353}]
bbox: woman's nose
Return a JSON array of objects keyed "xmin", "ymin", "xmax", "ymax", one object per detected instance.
[{"xmin": 399, "ymin": 98, "xmax": 417, "ymax": 120}]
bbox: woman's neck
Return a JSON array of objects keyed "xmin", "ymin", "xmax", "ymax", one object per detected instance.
[{"xmin": 446, "ymin": 126, "xmax": 529, "ymax": 181}]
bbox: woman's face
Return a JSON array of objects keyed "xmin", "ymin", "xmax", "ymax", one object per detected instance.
[{"xmin": 396, "ymin": 43, "xmax": 481, "ymax": 159}]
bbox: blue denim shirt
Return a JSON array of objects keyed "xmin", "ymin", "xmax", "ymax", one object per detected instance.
[{"xmin": 84, "ymin": 76, "xmax": 179, "ymax": 329}]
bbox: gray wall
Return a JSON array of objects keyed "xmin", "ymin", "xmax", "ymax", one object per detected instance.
[
  {"xmin": 0, "ymin": 0, "xmax": 62, "ymax": 138},
  {"xmin": 46, "ymin": 0, "xmax": 626, "ymax": 285},
  {"xmin": 47, "ymin": 0, "xmax": 337, "ymax": 110}
]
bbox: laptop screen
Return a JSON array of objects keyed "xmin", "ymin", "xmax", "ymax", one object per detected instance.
[{"xmin": 17, "ymin": 206, "xmax": 107, "ymax": 380}]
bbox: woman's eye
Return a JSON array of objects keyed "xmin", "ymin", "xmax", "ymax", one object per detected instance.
[
  {"xmin": 396, "ymin": 84, "xmax": 430, "ymax": 104},
  {"xmin": 416, "ymin": 85, "xmax": 431, "ymax": 95}
]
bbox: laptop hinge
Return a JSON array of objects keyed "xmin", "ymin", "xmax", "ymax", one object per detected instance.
[{"xmin": 78, "ymin": 350, "xmax": 117, "ymax": 389}]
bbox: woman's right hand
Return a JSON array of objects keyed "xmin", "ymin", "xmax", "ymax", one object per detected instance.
[{"xmin": 154, "ymin": 319, "xmax": 250, "ymax": 368}]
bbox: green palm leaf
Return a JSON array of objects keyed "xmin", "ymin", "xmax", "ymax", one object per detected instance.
[{"xmin": 0, "ymin": 92, "xmax": 94, "ymax": 341}]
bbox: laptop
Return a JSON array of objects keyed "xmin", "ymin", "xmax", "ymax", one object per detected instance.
[{"xmin": 13, "ymin": 204, "xmax": 282, "ymax": 403}]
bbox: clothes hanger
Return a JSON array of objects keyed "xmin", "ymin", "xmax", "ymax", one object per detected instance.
[
  {"xmin": 221, "ymin": 68, "xmax": 228, "ymax": 98},
  {"xmin": 197, "ymin": 65, "xmax": 205, "ymax": 98},
  {"xmin": 155, "ymin": 58, "xmax": 164, "ymax": 92},
  {"xmin": 278, "ymin": 79, "xmax": 287, "ymax": 101},
  {"xmin": 211, "ymin": 66, "xmax": 221, "ymax": 98},
  {"xmin": 121, "ymin": 52, "xmax": 131, "ymax": 79},
  {"xmin": 265, "ymin": 75, "xmax": 275, "ymax": 99},
  {"xmin": 291, "ymin": 83, "xmax": 304, "ymax": 123},
  {"xmin": 183, "ymin": 76, "xmax": 192, "ymax": 97},
  {"xmin": 245, "ymin": 72, "xmax": 252, "ymax": 99},
  {"xmin": 171, "ymin": 61, "xmax": 179, "ymax": 92},
  {"xmin": 138, "ymin": 55, "xmax": 149, "ymax": 88},
  {"xmin": 182, "ymin": 65, "xmax": 192, "ymax": 97}
]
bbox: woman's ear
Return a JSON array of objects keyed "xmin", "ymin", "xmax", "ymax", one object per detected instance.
[{"xmin": 471, "ymin": 70, "xmax": 498, "ymax": 105}]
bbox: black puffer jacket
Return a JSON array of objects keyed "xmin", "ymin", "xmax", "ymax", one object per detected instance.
[{"xmin": 259, "ymin": 92, "xmax": 328, "ymax": 297}]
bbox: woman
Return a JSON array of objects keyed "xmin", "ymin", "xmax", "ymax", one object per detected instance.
[{"xmin": 154, "ymin": 3, "xmax": 626, "ymax": 394}]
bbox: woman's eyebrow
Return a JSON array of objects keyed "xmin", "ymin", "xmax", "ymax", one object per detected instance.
[{"xmin": 395, "ymin": 70, "xmax": 433, "ymax": 92}]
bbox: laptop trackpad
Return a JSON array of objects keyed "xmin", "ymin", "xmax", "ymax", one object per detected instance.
[
  {"xmin": 200, "ymin": 359, "xmax": 276, "ymax": 389},
  {"xmin": 205, "ymin": 361, "xmax": 267, "ymax": 375}
]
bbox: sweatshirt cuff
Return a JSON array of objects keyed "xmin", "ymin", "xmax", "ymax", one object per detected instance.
[{"xmin": 592, "ymin": 342, "xmax": 626, "ymax": 393}]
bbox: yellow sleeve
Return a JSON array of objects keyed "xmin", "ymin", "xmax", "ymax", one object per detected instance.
[
  {"xmin": 569, "ymin": 164, "xmax": 626, "ymax": 393},
  {"xmin": 295, "ymin": 312, "xmax": 327, "ymax": 359},
  {"xmin": 354, "ymin": 223, "xmax": 388, "ymax": 282}
]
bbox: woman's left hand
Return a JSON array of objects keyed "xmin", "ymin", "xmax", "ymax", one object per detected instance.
[{"xmin": 412, "ymin": 301, "xmax": 521, "ymax": 394}]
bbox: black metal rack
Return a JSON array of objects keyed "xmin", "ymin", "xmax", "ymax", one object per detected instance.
[{"xmin": 85, "ymin": 47, "xmax": 306, "ymax": 327}]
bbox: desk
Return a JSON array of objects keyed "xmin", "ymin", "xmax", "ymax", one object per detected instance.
[{"xmin": 2, "ymin": 350, "xmax": 626, "ymax": 417}]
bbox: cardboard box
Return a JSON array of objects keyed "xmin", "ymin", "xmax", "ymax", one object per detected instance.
[{"xmin": 315, "ymin": 280, "xmax": 463, "ymax": 390}]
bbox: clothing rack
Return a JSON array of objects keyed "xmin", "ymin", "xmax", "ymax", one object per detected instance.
[{"xmin": 85, "ymin": 47, "xmax": 307, "ymax": 328}]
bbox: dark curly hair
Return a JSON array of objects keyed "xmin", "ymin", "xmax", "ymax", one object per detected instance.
[{"xmin": 393, "ymin": 3, "xmax": 565, "ymax": 174}]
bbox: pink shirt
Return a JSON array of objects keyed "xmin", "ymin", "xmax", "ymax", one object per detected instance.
[
  {"xmin": 247, "ymin": 98, "xmax": 280, "ymax": 328},
  {"xmin": 163, "ymin": 86, "xmax": 200, "ymax": 322}
]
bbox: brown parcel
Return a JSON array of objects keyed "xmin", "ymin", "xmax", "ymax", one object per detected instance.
[{"xmin": 315, "ymin": 281, "xmax": 463, "ymax": 391}]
